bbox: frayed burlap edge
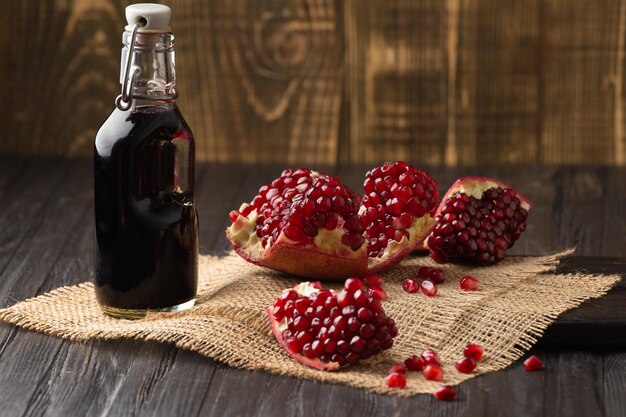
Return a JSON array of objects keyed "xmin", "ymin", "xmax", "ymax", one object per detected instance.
[{"xmin": 0, "ymin": 249, "xmax": 620, "ymax": 396}]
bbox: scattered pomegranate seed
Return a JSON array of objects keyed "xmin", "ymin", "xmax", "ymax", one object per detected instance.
[
  {"xmin": 421, "ymin": 348, "xmax": 441, "ymax": 366},
  {"xmin": 423, "ymin": 364, "xmax": 444, "ymax": 381},
  {"xmin": 344, "ymin": 277, "xmax": 363, "ymax": 291},
  {"xmin": 417, "ymin": 266, "xmax": 446, "ymax": 284},
  {"xmin": 363, "ymin": 273, "xmax": 384, "ymax": 288},
  {"xmin": 523, "ymin": 355, "xmax": 543, "ymax": 372},
  {"xmin": 388, "ymin": 363, "xmax": 406, "ymax": 374},
  {"xmin": 433, "ymin": 385, "xmax": 457, "ymax": 401},
  {"xmin": 460, "ymin": 276, "xmax": 480, "ymax": 291},
  {"xmin": 463, "ymin": 344, "xmax": 484, "ymax": 361},
  {"xmin": 385, "ymin": 372, "xmax": 407, "ymax": 388},
  {"xmin": 404, "ymin": 355, "xmax": 424, "ymax": 372},
  {"xmin": 402, "ymin": 278, "xmax": 420, "ymax": 294},
  {"xmin": 454, "ymin": 357, "xmax": 477, "ymax": 374},
  {"xmin": 368, "ymin": 286, "xmax": 387, "ymax": 301},
  {"xmin": 421, "ymin": 280, "xmax": 438, "ymax": 297}
]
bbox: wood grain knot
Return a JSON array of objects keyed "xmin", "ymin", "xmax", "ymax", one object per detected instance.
[{"xmin": 261, "ymin": 15, "xmax": 310, "ymax": 70}]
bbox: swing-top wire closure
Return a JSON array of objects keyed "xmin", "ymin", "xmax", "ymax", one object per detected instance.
[{"xmin": 115, "ymin": 21, "xmax": 144, "ymax": 111}]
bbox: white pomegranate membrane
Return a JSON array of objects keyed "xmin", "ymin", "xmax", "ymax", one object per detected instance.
[
  {"xmin": 427, "ymin": 176, "xmax": 532, "ymax": 265},
  {"xmin": 227, "ymin": 162, "xmax": 438, "ymax": 279}
]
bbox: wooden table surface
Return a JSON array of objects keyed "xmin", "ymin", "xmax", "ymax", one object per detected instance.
[{"xmin": 0, "ymin": 156, "xmax": 624, "ymax": 417}]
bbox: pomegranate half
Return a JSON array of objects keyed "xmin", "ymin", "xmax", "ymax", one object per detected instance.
[
  {"xmin": 268, "ymin": 280, "xmax": 397, "ymax": 370},
  {"xmin": 227, "ymin": 162, "xmax": 438, "ymax": 279},
  {"xmin": 427, "ymin": 176, "xmax": 532, "ymax": 265}
]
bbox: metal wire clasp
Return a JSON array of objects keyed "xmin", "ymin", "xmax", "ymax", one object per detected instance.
[{"xmin": 115, "ymin": 21, "xmax": 145, "ymax": 111}]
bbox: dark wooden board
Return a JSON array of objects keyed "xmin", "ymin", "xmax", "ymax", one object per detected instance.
[
  {"xmin": 0, "ymin": 158, "xmax": 625, "ymax": 417},
  {"xmin": 536, "ymin": 256, "xmax": 626, "ymax": 349}
]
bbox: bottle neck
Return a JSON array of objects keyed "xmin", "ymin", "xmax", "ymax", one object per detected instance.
[
  {"xmin": 120, "ymin": 30, "xmax": 177, "ymax": 102},
  {"xmin": 131, "ymin": 99, "xmax": 177, "ymax": 113}
]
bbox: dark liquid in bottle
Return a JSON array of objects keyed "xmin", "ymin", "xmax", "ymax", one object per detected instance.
[{"xmin": 94, "ymin": 104, "xmax": 198, "ymax": 312}]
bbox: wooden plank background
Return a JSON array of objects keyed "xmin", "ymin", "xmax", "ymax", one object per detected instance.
[{"xmin": 1, "ymin": 0, "xmax": 625, "ymax": 165}]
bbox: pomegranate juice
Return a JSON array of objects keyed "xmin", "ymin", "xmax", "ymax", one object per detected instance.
[{"xmin": 94, "ymin": 105, "xmax": 198, "ymax": 313}]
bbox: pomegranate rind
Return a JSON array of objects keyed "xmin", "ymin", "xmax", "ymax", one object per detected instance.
[
  {"xmin": 261, "ymin": 242, "xmax": 368, "ymax": 280},
  {"xmin": 227, "ymin": 210, "xmax": 429, "ymax": 279},
  {"xmin": 227, "ymin": 211, "xmax": 368, "ymax": 280},
  {"xmin": 267, "ymin": 283, "xmax": 341, "ymax": 371}
]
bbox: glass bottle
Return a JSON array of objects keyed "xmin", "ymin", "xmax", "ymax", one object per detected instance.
[{"xmin": 94, "ymin": 4, "xmax": 198, "ymax": 319}]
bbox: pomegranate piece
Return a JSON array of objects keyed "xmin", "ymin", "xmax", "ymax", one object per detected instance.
[
  {"xmin": 228, "ymin": 168, "xmax": 366, "ymax": 279},
  {"xmin": 388, "ymin": 363, "xmax": 406, "ymax": 374},
  {"xmin": 268, "ymin": 281, "xmax": 398, "ymax": 370},
  {"xmin": 385, "ymin": 372, "xmax": 407, "ymax": 388},
  {"xmin": 523, "ymin": 355, "xmax": 543, "ymax": 372},
  {"xmin": 460, "ymin": 276, "xmax": 480, "ymax": 291},
  {"xmin": 227, "ymin": 162, "xmax": 438, "ymax": 279},
  {"xmin": 433, "ymin": 386, "xmax": 457, "ymax": 401},
  {"xmin": 421, "ymin": 348, "xmax": 441, "ymax": 366},
  {"xmin": 454, "ymin": 357, "xmax": 477, "ymax": 374},
  {"xmin": 421, "ymin": 280, "xmax": 438, "ymax": 297},
  {"xmin": 363, "ymin": 162, "xmax": 439, "ymax": 272},
  {"xmin": 463, "ymin": 344, "xmax": 484, "ymax": 361},
  {"xmin": 404, "ymin": 355, "xmax": 425, "ymax": 372},
  {"xmin": 417, "ymin": 266, "xmax": 446, "ymax": 284},
  {"xmin": 423, "ymin": 364, "xmax": 444, "ymax": 381},
  {"xmin": 402, "ymin": 278, "xmax": 420, "ymax": 294},
  {"xmin": 427, "ymin": 176, "xmax": 532, "ymax": 265}
]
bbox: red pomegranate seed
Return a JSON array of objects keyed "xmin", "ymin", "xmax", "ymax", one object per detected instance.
[
  {"xmin": 417, "ymin": 266, "xmax": 446, "ymax": 284},
  {"xmin": 460, "ymin": 276, "xmax": 480, "ymax": 291},
  {"xmin": 421, "ymin": 348, "xmax": 441, "ymax": 366},
  {"xmin": 417, "ymin": 266, "xmax": 431, "ymax": 277},
  {"xmin": 363, "ymin": 273, "xmax": 384, "ymax": 288},
  {"xmin": 523, "ymin": 355, "xmax": 543, "ymax": 372},
  {"xmin": 402, "ymin": 278, "xmax": 420, "ymax": 294},
  {"xmin": 463, "ymin": 344, "xmax": 484, "ymax": 361},
  {"xmin": 433, "ymin": 385, "xmax": 457, "ymax": 401},
  {"xmin": 421, "ymin": 280, "xmax": 438, "ymax": 297},
  {"xmin": 454, "ymin": 357, "xmax": 477, "ymax": 374},
  {"xmin": 385, "ymin": 372, "xmax": 407, "ymax": 388},
  {"xmin": 229, "ymin": 210, "xmax": 240, "ymax": 222},
  {"xmin": 404, "ymin": 355, "xmax": 424, "ymax": 372},
  {"xmin": 423, "ymin": 364, "xmax": 444, "ymax": 381},
  {"xmin": 344, "ymin": 277, "xmax": 363, "ymax": 291},
  {"xmin": 388, "ymin": 363, "xmax": 406, "ymax": 374},
  {"xmin": 368, "ymin": 286, "xmax": 387, "ymax": 301},
  {"xmin": 429, "ymin": 269, "xmax": 446, "ymax": 284}
]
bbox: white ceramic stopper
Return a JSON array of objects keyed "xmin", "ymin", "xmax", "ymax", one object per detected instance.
[{"xmin": 125, "ymin": 3, "xmax": 171, "ymax": 30}]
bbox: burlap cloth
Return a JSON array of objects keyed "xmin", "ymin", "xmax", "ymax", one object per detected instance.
[{"xmin": 0, "ymin": 249, "xmax": 620, "ymax": 396}]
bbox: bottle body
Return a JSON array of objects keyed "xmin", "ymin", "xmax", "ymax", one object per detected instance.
[{"xmin": 94, "ymin": 101, "xmax": 198, "ymax": 318}]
